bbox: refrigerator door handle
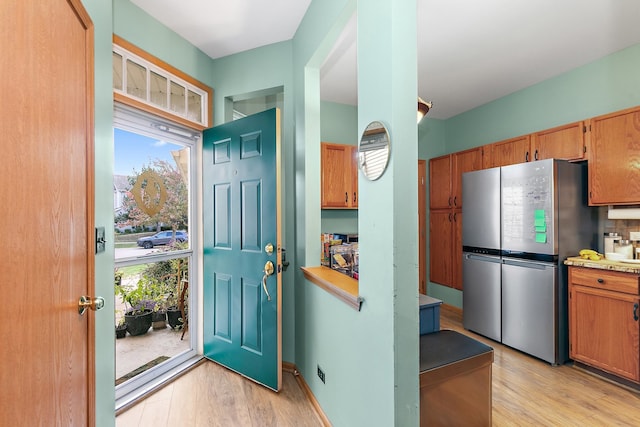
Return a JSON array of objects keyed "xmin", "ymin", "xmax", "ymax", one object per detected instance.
[
  {"xmin": 464, "ymin": 253, "xmax": 502, "ymax": 263},
  {"xmin": 502, "ymin": 258, "xmax": 554, "ymax": 270}
]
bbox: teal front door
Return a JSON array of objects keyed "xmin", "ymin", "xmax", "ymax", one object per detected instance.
[{"xmin": 203, "ymin": 108, "xmax": 282, "ymax": 390}]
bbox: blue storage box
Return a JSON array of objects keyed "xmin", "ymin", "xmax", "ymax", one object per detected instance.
[{"xmin": 419, "ymin": 294, "xmax": 443, "ymax": 335}]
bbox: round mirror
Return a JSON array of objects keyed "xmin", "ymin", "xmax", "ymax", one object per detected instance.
[{"xmin": 358, "ymin": 121, "xmax": 390, "ymax": 181}]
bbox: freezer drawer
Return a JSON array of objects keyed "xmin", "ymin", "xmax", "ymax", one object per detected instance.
[
  {"xmin": 501, "ymin": 258, "xmax": 558, "ymax": 364},
  {"xmin": 462, "ymin": 253, "xmax": 502, "ymax": 341}
]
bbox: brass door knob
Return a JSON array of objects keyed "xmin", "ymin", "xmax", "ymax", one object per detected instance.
[{"xmin": 78, "ymin": 295, "xmax": 105, "ymax": 315}]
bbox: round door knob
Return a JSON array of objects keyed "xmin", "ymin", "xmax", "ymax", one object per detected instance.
[{"xmin": 78, "ymin": 295, "xmax": 105, "ymax": 315}]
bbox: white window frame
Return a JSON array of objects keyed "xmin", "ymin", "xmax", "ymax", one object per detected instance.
[{"xmin": 113, "ymin": 103, "xmax": 202, "ymax": 409}]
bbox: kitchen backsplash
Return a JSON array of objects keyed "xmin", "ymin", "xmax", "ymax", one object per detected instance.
[{"xmin": 600, "ymin": 207, "xmax": 640, "ymax": 240}]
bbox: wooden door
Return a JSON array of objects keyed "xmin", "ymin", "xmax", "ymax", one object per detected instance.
[
  {"xmin": 418, "ymin": 160, "xmax": 427, "ymax": 294},
  {"xmin": 0, "ymin": 0, "xmax": 95, "ymax": 424},
  {"xmin": 321, "ymin": 142, "xmax": 354, "ymax": 208},
  {"xmin": 429, "ymin": 211, "xmax": 453, "ymax": 286},
  {"xmin": 429, "ymin": 155, "xmax": 452, "ymax": 209},
  {"xmin": 489, "ymin": 135, "xmax": 530, "ymax": 167},
  {"xmin": 452, "ymin": 148, "xmax": 482, "ymax": 209},
  {"xmin": 587, "ymin": 106, "xmax": 640, "ymax": 205},
  {"xmin": 569, "ymin": 285, "xmax": 640, "ymax": 382},
  {"xmin": 202, "ymin": 109, "xmax": 282, "ymax": 391},
  {"xmin": 531, "ymin": 121, "xmax": 586, "ymax": 161}
]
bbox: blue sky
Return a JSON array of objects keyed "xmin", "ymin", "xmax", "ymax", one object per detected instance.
[{"xmin": 113, "ymin": 128, "xmax": 182, "ymax": 176}]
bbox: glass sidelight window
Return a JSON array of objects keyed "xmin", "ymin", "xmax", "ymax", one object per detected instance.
[{"xmin": 113, "ymin": 104, "xmax": 200, "ymax": 406}]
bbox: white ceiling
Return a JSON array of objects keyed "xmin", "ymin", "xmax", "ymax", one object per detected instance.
[{"xmin": 132, "ymin": 0, "xmax": 640, "ymax": 120}]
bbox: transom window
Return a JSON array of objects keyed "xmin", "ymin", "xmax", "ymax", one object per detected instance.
[{"xmin": 113, "ymin": 36, "xmax": 212, "ymax": 129}]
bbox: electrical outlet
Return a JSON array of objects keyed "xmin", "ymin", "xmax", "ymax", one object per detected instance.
[{"xmin": 317, "ymin": 365, "xmax": 325, "ymax": 384}]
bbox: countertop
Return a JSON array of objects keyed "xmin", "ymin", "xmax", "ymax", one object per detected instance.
[{"xmin": 564, "ymin": 256, "xmax": 640, "ymax": 274}]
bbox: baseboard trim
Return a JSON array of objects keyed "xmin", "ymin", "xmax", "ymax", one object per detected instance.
[{"xmin": 283, "ymin": 362, "xmax": 332, "ymax": 426}]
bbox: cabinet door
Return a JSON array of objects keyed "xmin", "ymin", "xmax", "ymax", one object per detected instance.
[
  {"xmin": 452, "ymin": 148, "xmax": 482, "ymax": 209},
  {"xmin": 488, "ymin": 135, "xmax": 530, "ymax": 167},
  {"xmin": 349, "ymin": 145, "xmax": 358, "ymax": 208},
  {"xmin": 429, "ymin": 210, "xmax": 453, "ymax": 286},
  {"xmin": 429, "ymin": 155, "xmax": 452, "ymax": 209},
  {"xmin": 321, "ymin": 142, "xmax": 354, "ymax": 208},
  {"xmin": 451, "ymin": 210, "xmax": 463, "ymax": 290},
  {"xmin": 531, "ymin": 121, "xmax": 586, "ymax": 161},
  {"xmin": 569, "ymin": 284, "xmax": 640, "ymax": 382},
  {"xmin": 587, "ymin": 106, "xmax": 640, "ymax": 205}
]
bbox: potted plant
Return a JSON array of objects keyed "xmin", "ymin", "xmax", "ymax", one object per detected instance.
[
  {"xmin": 146, "ymin": 278, "xmax": 169, "ymax": 330},
  {"xmin": 115, "ymin": 316, "xmax": 127, "ymax": 339},
  {"xmin": 114, "ymin": 270, "xmax": 127, "ymax": 338},
  {"xmin": 117, "ymin": 281, "xmax": 153, "ymax": 336},
  {"xmin": 166, "ymin": 287, "xmax": 184, "ymax": 330}
]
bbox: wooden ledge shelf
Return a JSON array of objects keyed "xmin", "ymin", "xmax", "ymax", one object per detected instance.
[{"xmin": 301, "ymin": 266, "xmax": 363, "ymax": 311}]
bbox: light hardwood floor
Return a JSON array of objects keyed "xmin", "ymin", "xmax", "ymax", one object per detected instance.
[
  {"xmin": 116, "ymin": 361, "xmax": 325, "ymax": 427},
  {"xmin": 117, "ymin": 305, "xmax": 640, "ymax": 426},
  {"xmin": 440, "ymin": 305, "xmax": 640, "ymax": 426}
]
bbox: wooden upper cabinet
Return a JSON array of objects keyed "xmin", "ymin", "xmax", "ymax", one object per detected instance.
[
  {"xmin": 321, "ymin": 142, "xmax": 358, "ymax": 209},
  {"xmin": 452, "ymin": 148, "xmax": 482, "ymax": 209},
  {"xmin": 531, "ymin": 121, "xmax": 586, "ymax": 162},
  {"xmin": 429, "ymin": 155, "xmax": 452, "ymax": 209},
  {"xmin": 587, "ymin": 106, "xmax": 640, "ymax": 205},
  {"xmin": 488, "ymin": 135, "xmax": 530, "ymax": 167},
  {"xmin": 481, "ymin": 144, "xmax": 493, "ymax": 169}
]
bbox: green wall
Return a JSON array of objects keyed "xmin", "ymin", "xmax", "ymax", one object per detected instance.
[
  {"xmin": 426, "ymin": 43, "xmax": 640, "ymax": 308},
  {"xmin": 446, "ymin": 43, "xmax": 640, "ymax": 153},
  {"xmin": 210, "ymin": 41, "xmax": 298, "ymax": 362},
  {"xmin": 81, "ymin": 0, "xmax": 116, "ymax": 425},
  {"xmin": 294, "ymin": 0, "xmax": 420, "ymax": 424}
]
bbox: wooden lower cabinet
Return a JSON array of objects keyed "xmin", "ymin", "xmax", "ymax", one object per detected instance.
[
  {"xmin": 569, "ymin": 267, "xmax": 640, "ymax": 383},
  {"xmin": 429, "ymin": 210, "xmax": 462, "ymax": 290}
]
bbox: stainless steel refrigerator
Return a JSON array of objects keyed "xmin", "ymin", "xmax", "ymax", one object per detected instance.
[{"xmin": 461, "ymin": 159, "xmax": 596, "ymax": 365}]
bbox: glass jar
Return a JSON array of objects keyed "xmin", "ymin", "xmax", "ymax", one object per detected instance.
[
  {"xmin": 603, "ymin": 232, "xmax": 620, "ymax": 254},
  {"xmin": 614, "ymin": 239, "xmax": 634, "ymax": 259}
]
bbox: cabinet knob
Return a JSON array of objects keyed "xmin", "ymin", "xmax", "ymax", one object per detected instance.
[
  {"xmin": 353, "ymin": 192, "xmax": 357, "ymax": 204},
  {"xmin": 597, "ymin": 278, "xmax": 604, "ymax": 284},
  {"xmin": 448, "ymin": 197, "xmax": 452, "ymax": 207},
  {"xmin": 345, "ymin": 192, "xmax": 348, "ymax": 203},
  {"xmin": 634, "ymin": 303, "xmax": 638, "ymax": 322},
  {"xmin": 534, "ymin": 150, "xmax": 539, "ymax": 161},
  {"xmin": 453, "ymin": 196, "xmax": 457, "ymax": 207},
  {"xmin": 525, "ymin": 151, "xmax": 530, "ymax": 162}
]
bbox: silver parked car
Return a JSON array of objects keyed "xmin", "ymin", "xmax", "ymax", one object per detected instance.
[{"xmin": 137, "ymin": 231, "xmax": 188, "ymax": 249}]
